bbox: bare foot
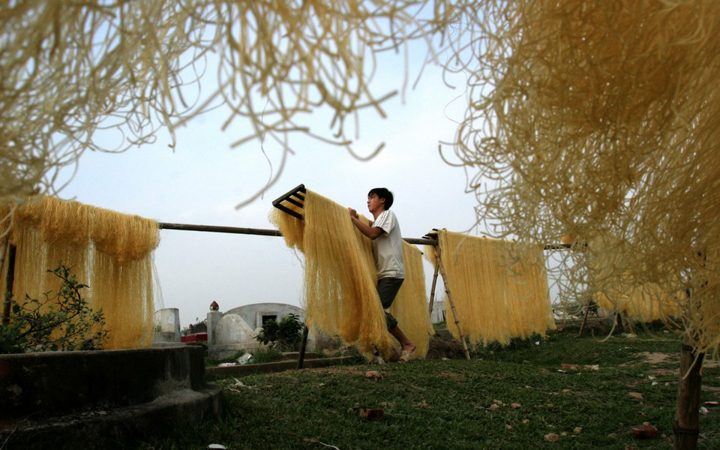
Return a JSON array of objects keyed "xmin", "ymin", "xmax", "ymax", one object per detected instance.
[{"xmin": 399, "ymin": 344, "xmax": 416, "ymax": 363}]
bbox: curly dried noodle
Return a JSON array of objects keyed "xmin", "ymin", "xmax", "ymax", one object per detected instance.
[
  {"xmin": 1, "ymin": 0, "xmax": 456, "ymax": 238},
  {"xmin": 271, "ymin": 190, "xmax": 433, "ymax": 361},
  {"xmin": 445, "ymin": 1, "xmax": 720, "ymax": 356},
  {"xmin": 2, "ymin": 196, "xmax": 159, "ymax": 349}
]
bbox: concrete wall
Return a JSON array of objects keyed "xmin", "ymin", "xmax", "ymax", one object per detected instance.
[
  {"xmin": 431, "ymin": 300, "xmax": 446, "ymax": 323},
  {"xmin": 224, "ymin": 302, "xmax": 305, "ymax": 329},
  {"xmin": 153, "ymin": 308, "xmax": 181, "ymax": 343},
  {"xmin": 207, "ymin": 302, "xmax": 308, "ymax": 360}
]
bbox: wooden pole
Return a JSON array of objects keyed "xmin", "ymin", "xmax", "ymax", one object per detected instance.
[
  {"xmin": 158, "ymin": 222, "xmax": 437, "ymax": 245},
  {"xmin": 159, "ymin": 222, "xmax": 282, "ymax": 237},
  {"xmin": 614, "ymin": 311, "xmax": 625, "ymax": 334},
  {"xmin": 3, "ymin": 244, "xmax": 17, "ymax": 325},
  {"xmin": 427, "ymin": 262, "xmax": 440, "ymax": 317},
  {"xmin": 0, "ymin": 236, "xmax": 8, "ymax": 282},
  {"xmin": 297, "ymin": 325, "xmax": 310, "ymax": 369},
  {"xmin": 673, "ymin": 338, "xmax": 704, "ymax": 450},
  {"xmin": 434, "ymin": 246, "xmax": 471, "ymax": 360},
  {"xmin": 578, "ymin": 301, "xmax": 592, "ymax": 337}
]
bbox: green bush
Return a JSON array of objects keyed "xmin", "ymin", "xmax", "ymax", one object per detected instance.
[
  {"xmin": 255, "ymin": 313, "xmax": 303, "ymax": 351},
  {"xmin": 0, "ymin": 265, "xmax": 108, "ymax": 353}
]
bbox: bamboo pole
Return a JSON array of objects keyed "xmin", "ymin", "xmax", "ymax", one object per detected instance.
[
  {"xmin": 158, "ymin": 222, "xmax": 437, "ymax": 245},
  {"xmin": 427, "ymin": 262, "xmax": 440, "ymax": 317},
  {"xmin": 434, "ymin": 245, "xmax": 471, "ymax": 360},
  {"xmin": 673, "ymin": 338, "xmax": 704, "ymax": 450},
  {"xmin": 3, "ymin": 244, "xmax": 17, "ymax": 325},
  {"xmin": 297, "ymin": 325, "xmax": 310, "ymax": 369},
  {"xmin": 578, "ymin": 301, "xmax": 592, "ymax": 337},
  {"xmin": 0, "ymin": 236, "xmax": 8, "ymax": 281},
  {"xmin": 159, "ymin": 222, "xmax": 282, "ymax": 237}
]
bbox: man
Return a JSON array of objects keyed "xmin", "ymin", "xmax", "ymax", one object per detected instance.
[{"xmin": 349, "ymin": 187, "xmax": 416, "ymax": 362}]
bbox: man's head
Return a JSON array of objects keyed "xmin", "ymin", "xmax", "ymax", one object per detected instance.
[{"xmin": 367, "ymin": 187, "xmax": 394, "ymax": 211}]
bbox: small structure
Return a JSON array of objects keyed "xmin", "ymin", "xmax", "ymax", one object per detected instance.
[
  {"xmin": 206, "ymin": 302, "xmax": 307, "ymax": 360},
  {"xmin": 153, "ymin": 307, "xmax": 181, "ymax": 344},
  {"xmin": 430, "ymin": 300, "xmax": 446, "ymax": 324}
]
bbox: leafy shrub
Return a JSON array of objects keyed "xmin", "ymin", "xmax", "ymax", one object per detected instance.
[
  {"xmin": 255, "ymin": 313, "xmax": 303, "ymax": 351},
  {"xmin": 0, "ymin": 265, "xmax": 108, "ymax": 353},
  {"xmin": 250, "ymin": 346, "xmax": 284, "ymax": 363}
]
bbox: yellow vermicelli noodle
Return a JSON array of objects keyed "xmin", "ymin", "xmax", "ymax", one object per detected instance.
[
  {"xmin": 3, "ymin": 196, "xmax": 158, "ymax": 349},
  {"xmin": 272, "ymin": 190, "xmax": 432, "ymax": 360},
  {"xmin": 431, "ymin": 230, "xmax": 555, "ymax": 347},
  {"xmin": 588, "ymin": 235, "xmax": 683, "ymax": 323},
  {"xmin": 594, "ymin": 284, "xmax": 682, "ymax": 324},
  {"xmin": 388, "ymin": 243, "xmax": 434, "ymax": 359}
]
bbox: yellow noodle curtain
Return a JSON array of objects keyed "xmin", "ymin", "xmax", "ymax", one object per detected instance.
[
  {"xmin": 4, "ymin": 196, "xmax": 158, "ymax": 349},
  {"xmin": 587, "ymin": 235, "xmax": 683, "ymax": 323},
  {"xmin": 272, "ymin": 189, "xmax": 432, "ymax": 360},
  {"xmin": 594, "ymin": 284, "xmax": 682, "ymax": 324},
  {"xmin": 430, "ymin": 230, "xmax": 555, "ymax": 347}
]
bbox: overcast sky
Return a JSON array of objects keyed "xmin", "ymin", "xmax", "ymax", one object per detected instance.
[{"xmin": 56, "ymin": 44, "xmax": 483, "ymax": 328}]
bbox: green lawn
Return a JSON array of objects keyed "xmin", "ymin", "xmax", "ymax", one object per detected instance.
[{"xmin": 137, "ymin": 329, "xmax": 720, "ymax": 449}]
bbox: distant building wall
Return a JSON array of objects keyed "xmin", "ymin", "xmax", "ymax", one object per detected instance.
[
  {"xmin": 224, "ymin": 303, "xmax": 305, "ymax": 329},
  {"xmin": 207, "ymin": 302, "xmax": 308, "ymax": 360},
  {"xmin": 431, "ymin": 300, "xmax": 446, "ymax": 324}
]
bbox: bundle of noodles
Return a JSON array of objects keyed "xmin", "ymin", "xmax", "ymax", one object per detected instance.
[
  {"xmin": 271, "ymin": 189, "xmax": 432, "ymax": 360},
  {"xmin": 594, "ymin": 284, "xmax": 682, "ymax": 324},
  {"xmin": 4, "ymin": 196, "xmax": 159, "ymax": 349},
  {"xmin": 429, "ymin": 230, "xmax": 555, "ymax": 347},
  {"xmin": 387, "ymin": 243, "xmax": 434, "ymax": 359},
  {"xmin": 588, "ymin": 235, "xmax": 683, "ymax": 322},
  {"xmin": 90, "ymin": 205, "xmax": 159, "ymax": 348},
  {"xmin": 11, "ymin": 196, "xmax": 92, "ymax": 303},
  {"xmin": 446, "ymin": 1, "xmax": 720, "ymax": 356}
]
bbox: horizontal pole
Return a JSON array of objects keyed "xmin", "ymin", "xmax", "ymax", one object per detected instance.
[
  {"xmin": 159, "ymin": 222, "xmax": 568, "ymax": 249},
  {"xmin": 158, "ymin": 222, "xmax": 438, "ymax": 245},
  {"xmin": 405, "ymin": 237, "xmax": 438, "ymax": 245},
  {"xmin": 159, "ymin": 222, "xmax": 281, "ymax": 237}
]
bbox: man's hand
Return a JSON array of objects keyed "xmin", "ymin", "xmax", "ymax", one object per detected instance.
[{"xmin": 349, "ymin": 207, "xmax": 383, "ymax": 240}]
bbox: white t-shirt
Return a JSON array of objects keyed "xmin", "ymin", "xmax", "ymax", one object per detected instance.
[{"xmin": 372, "ymin": 210, "xmax": 405, "ymax": 279}]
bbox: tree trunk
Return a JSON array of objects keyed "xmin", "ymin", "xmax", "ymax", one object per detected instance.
[{"xmin": 673, "ymin": 337, "xmax": 704, "ymax": 450}]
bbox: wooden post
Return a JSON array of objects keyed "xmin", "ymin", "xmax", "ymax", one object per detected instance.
[
  {"xmin": 577, "ymin": 301, "xmax": 592, "ymax": 337},
  {"xmin": 614, "ymin": 311, "xmax": 625, "ymax": 334},
  {"xmin": 673, "ymin": 337, "xmax": 704, "ymax": 450},
  {"xmin": 434, "ymin": 246, "xmax": 471, "ymax": 360},
  {"xmin": 0, "ymin": 236, "xmax": 8, "ymax": 282},
  {"xmin": 427, "ymin": 262, "xmax": 440, "ymax": 316},
  {"xmin": 297, "ymin": 325, "xmax": 310, "ymax": 369},
  {"xmin": 3, "ymin": 244, "xmax": 17, "ymax": 325}
]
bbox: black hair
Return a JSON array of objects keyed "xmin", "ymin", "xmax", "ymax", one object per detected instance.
[{"xmin": 368, "ymin": 187, "xmax": 394, "ymax": 209}]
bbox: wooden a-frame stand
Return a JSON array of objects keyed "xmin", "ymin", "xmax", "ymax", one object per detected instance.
[{"xmin": 425, "ymin": 231, "xmax": 471, "ymax": 360}]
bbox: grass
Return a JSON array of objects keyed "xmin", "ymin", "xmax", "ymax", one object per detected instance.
[{"xmin": 135, "ymin": 328, "xmax": 720, "ymax": 449}]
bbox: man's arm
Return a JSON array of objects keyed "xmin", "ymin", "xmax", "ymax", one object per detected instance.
[{"xmin": 349, "ymin": 208, "xmax": 383, "ymax": 239}]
